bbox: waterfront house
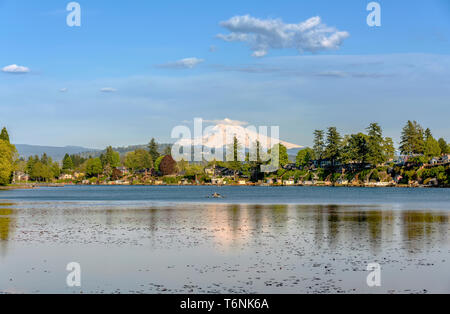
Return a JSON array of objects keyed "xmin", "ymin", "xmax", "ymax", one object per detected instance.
[
  {"xmin": 336, "ymin": 178, "xmax": 349, "ymax": 185},
  {"xmin": 313, "ymin": 159, "xmax": 333, "ymax": 168},
  {"xmin": 205, "ymin": 165, "xmax": 237, "ymax": 178},
  {"xmin": 59, "ymin": 173, "xmax": 74, "ymax": 180},
  {"xmin": 283, "ymin": 180, "xmax": 295, "ymax": 186},
  {"xmin": 14, "ymin": 171, "xmax": 29, "ymax": 182},
  {"xmin": 211, "ymin": 178, "xmax": 225, "ymax": 185},
  {"xmin": 74, "ymin": 172, "xmax": 85, "ymax": 179},
  {"xmin": 116, "ymin": 167, "xmax": 129, "ymax": 176}
]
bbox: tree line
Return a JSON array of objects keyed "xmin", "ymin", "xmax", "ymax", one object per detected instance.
[
  {"xmin": 4, "ymin": 120, "xmax": 450, "ymax": 185},
  {"xmin": 296, "ymin": 121, "xmax": 449, "ymax": 168},
  {"xmin": 17, "ymin": 138, "xmax": 177, "ymax": 182}
]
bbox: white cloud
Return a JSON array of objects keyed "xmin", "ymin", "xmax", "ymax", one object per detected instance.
[
  {"xmin": 59, "ymin": 88, "xmax": 68, "ymax": 92},
  {"xmin": 217, "ymin": 15, "xmax": 349, "ymax": 57},
  {"xmin": 158, "ymin": 57, "xmax": 204, "ymax": 69},
  {"xmin": 204, "ymin": 118, "xmax": 249, "ymax": 126},
  {"xmin": 100, "ymin": 87, "xmax": 117, "ymax": 93},
  {"xmin": 2, "ymin": 64, "xmax": 30, "ymax": 74}
]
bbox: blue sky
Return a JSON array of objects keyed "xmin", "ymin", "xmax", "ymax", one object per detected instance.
[{"xmin": 0, "ymin": 0, "xmax": 449, "ymax": 148}]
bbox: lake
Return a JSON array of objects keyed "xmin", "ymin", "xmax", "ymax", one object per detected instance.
[{"xmin": 0, "ymin": 186, "xmax": 449, "ymax": 294}]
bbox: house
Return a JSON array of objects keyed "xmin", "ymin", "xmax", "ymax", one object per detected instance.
[
  {"xmin": 313, "ymin": 159, "xmax": 332, "ymax": 168},
  {"xmin": 266, "ymin": 178, "xmax": 275, "ymax": 185},
  {"xmin": 283, "ymin": 180, "xmax": 295, "ymax": 186},
  {"xmin": 14, "ymin": 171, "xmax": 29, "ymax": 182},
  {"xmin": 59, "ymin": 173, "xmax": 74, "ymax": 180},
  {"xmin": 135, "ymin": 168, "xmax": 156, "ymax": 177},
  {"xmin": 238, "ymin": 180, "xmax": 247, "ymax": 186},
  {"xmin": 214, "ymin": 166, "xmax": 239, "ymax": 178},
  {"xmin": 336, "ymin": 178, "xmax": 349, "ymax": 185},
  {"xmin": 430, "ymin": 157, "xmax": 440, "ymax": 165},
  {"xmin": 74, "ymin": 172, "xmax": 85, "ymax": 179},
  {"xmin": 393, "ymin": 174, "xmax": 403, "ymax": 184},
  {"xmin": 180, "ymin": 179, "xmax": 191, "ymax": 185},
  {"xmin": 442, "ymin": 155, "xmax": 450, "ymax": 164},
  {"xmin": 283, "ymin": 163, "xmax": 298, "ymax": 171},
  {"xmin": 116, "ymin": 167, "xmax": 129, "ymax": 176}
]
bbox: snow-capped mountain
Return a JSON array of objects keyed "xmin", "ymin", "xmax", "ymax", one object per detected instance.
[{"xmin": 176, "ymin": 123, "xmax": 302, "ymax": 150}]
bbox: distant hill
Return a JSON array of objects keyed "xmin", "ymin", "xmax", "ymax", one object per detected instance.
[
  {"xmin": 15, "ymin": 144, "xmax": 100, "ymax": 161},
  {"xmin": 15, "ymin": 143, "xmax": 301, "ymax": 162},
  {"xmin": 78, "ymin": 144, "xmax": 172, "ymax": 159}
]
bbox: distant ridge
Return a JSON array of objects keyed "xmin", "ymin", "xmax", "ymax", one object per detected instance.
[
  {"xmin": 15, "ymin": 143, "xmax": 172, "ymax": 161},
  {"xmin": 15, "ymin": 144, "xmax": 100, "ymax": 161}
]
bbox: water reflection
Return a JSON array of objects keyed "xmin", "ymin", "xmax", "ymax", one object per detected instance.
[
  {"xmin": 401, "ymin": 211, "xmax": 449, "ymax": 251},
  {"xmin": 0, "ymin": 204, "xmax": 16, "ymax": 257},
  {"xmin": 0, "ymin": 202, "xmax": 449, "ymax": 258}
]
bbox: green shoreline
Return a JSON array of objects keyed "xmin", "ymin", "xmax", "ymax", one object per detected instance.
[{"xmin": 2, "ymin": 183, "xmax": 448, "ymax": 190}]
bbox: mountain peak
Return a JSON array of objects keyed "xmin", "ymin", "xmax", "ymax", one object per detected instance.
[{"xmin": 178, "ymin": 123, "xmax": 302, "ymax": 150}]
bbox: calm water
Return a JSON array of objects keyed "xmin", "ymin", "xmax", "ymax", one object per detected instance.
[{"xmin": 0, "ymin": 186, "xmax": 449, "ymax": 294}]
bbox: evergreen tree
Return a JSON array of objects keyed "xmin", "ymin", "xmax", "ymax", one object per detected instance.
[
  {"xmin": 41, "ymin": 153, "xmax": 50, "ymax": 166},
  {"xmin": 163, "ymin": 145, "xmax": 172, "ymax": 156},
  {"xmin": 0, "ymin": 127, "xmax": 10, "ymax": 143},
  {"xmin": 382, "ymin": 137, "xmax": 395, "ymax": 161},
  {"xmin": 313, "ymin": 130, "xmax": 325, "ymax": 161},
  {"xmin": 296, "ymin": 148, "xmax": 315, "ymax": 167},
  {"xmin": 249, "ymin": 140, "xmax": 263, "ymax": 164},
  {"xmin": 324, "ymin": 127, "xmax": 342, "ymax": 166},
  {"xmin": 366, "ymin": 123, "xmax": 385, "ymax": 165},
  {"xmin": 62, "ymin": 154, "xmax": 74, "ymax": 172},
  {"xmin": 424, "ymin": 129, "xmax": 441, "ymax": 157},
  {"xmin": 400, "ymin": 121, "xmax": 425, "ymax": 155},
  {"xmin": 101, "ymin": 146, "xmax": 120, "ymax": 169},
  {"xmin": 438, "ymin": 138, "xmax": 449, "ymax": 155},
  {"xmin": 341, "ymin": 133, "xmax": 369, "ymax": 164},
  {"xmin": 148, "ymin": 138, "xmax": 160, "ymax": 163},
  {"xmin": 227, "ymin": 136, "xmax": 243, "ymax": 173}
]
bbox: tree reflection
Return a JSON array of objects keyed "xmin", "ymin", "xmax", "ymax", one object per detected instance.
[
  {"xmin": 0, "ymin": 207, "xmax": 15, "ymax": 257},
  {"xmin": 402, "ymin": 211, "xmax": 449, "ymax": 251}
]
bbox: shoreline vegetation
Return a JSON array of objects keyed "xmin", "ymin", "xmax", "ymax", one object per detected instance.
[{"xmin": 1, "ymin": 121, "xmax": 450, "ymax": 189}]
